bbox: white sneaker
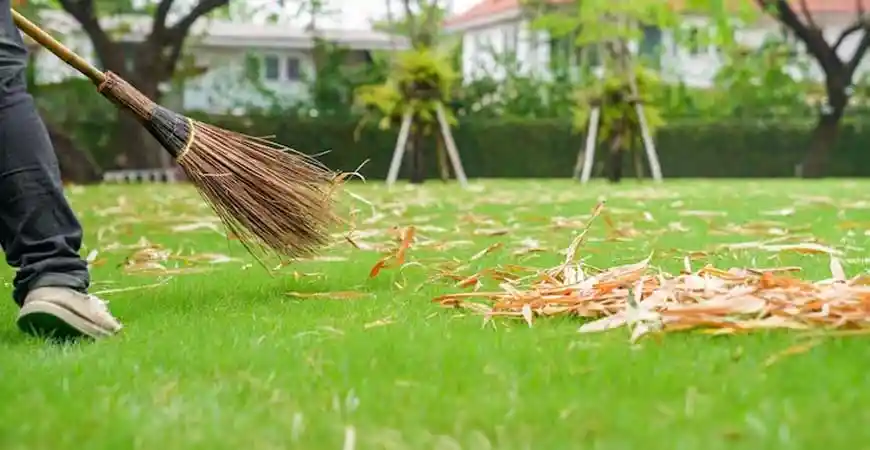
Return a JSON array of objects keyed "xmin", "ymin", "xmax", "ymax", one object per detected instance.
[{"xmin": 17, "ymin": 287, "xmax": 122, "ymax": 339}]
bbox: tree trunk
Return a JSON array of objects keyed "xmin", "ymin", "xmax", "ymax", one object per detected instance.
[
  {"xmin": 110, "ymin": 112, "xmax": 165, "ymax": 169},
  {"xmin": 436, "ymin": 134, "xmax": 450, "ymax": 181},
  {"xmin": 408, "ymin": 129, "xmax": 425, "ymax": 184},
  {"xmin": 607, "ymin": 121, "xmax": 627, "ymax": 183},
  {"xmin": 802, "ymin": 109, "xmax": 845, "ymax": 178},
  {"xmin": 607, "ymin": 135, "xmax": 624, "ymax": 183},
  {"xmin": 633, "ymin": 146, "xmax": 644, "ymax": 181},
  {"xmin": 46, "ymin": 120, "xmax": 103, "ymax": 184},
  {"xmin": 802, "ymin": 79, "xmax": 848, "ymax": 178}
]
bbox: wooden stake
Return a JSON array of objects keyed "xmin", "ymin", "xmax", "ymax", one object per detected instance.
[
  {"xmin": 632, "ymin": 101, "xmax": 662, "ymax": 182},
  {"xmin": 436, "ymin": 103, "xmax": 468, "ymax": 188},
  {"xmin": 578, "ymin": 106, "xmax": 600, "ymax": 184},
  {"xmin": 386, "ymin": 110, "xmax": 413, "ymax": 187},
  {"xmin": 619, "ymin": 27, "xmax": 663, "ymax": 182}
]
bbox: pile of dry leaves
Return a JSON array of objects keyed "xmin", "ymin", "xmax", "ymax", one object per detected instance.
[{"xmin": 431, "ymin": 202, "xmax": 870, "ymax": 342}]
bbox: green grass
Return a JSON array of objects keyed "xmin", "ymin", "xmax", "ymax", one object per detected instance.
[{"xmin": 2, "ymin": 179, "xmax": 870, "ymax": 449}]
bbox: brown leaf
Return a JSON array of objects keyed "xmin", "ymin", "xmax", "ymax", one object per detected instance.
[
  {"xmin": 764, "ymin": 340, "xmax": 820, "ymax": 367},
  {"xmin": 369, "ymin": 226, "xmax": 415, "ymax": 278},
  {"xmin": 287, "ymin": 291, "xmax": 372, "ymax": 300}
]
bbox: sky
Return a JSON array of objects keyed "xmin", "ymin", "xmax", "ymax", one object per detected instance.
[{"xmin": 241, "ymin": 0, "xmax": 480, "ymax": 29}]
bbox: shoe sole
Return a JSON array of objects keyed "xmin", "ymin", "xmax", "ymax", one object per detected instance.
[{"xmin": 17, "ymin": 300, "xmax": 113, "ymax": 340}]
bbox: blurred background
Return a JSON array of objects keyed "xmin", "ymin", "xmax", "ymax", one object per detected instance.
[{"xmin": 16, "ymin": 0, "xmax": 870, "ymax": 183}]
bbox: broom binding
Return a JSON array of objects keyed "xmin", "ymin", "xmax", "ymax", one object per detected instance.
[{"xmin": 97, "ymin": 71, "xmax": 195, "ymax": 160}]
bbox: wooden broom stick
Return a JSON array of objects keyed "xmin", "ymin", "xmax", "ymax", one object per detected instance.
[{"xmin": 13, "ymin": 9, "xmax": 343, "ymax": 263}]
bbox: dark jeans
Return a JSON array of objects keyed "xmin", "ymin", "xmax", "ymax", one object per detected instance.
[{"xmin": 0, "ymin": 2, "xmax": 89, "ymax": 306}]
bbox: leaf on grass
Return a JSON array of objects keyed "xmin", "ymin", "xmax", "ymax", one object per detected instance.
[
  {"xmin": 369, "ymin": 226, "xmax": 415, "ymax": 278},
  {"xmin": 287, "ymin": 291, "xmax": 373, "ymax": 300},
  {"xmin": 513, "ymin": 238, "xmax": 546, "ymax": 256},
  {"xmin": 563, "ymin": 201, "xmax": 605, "ymax": 266},
  {"xmin": 521, "ymin": 304, "xmax": 533, "ymax": 328},
  {"xmin": 762, "ymin": 243, "xmax": 842, "ymax": 256},
  {"xmin": 679, "ymin": 210, "xmax": 726, "ymax": 218},
  {"xmin": 830, "ymin": 257, "xmax": 846, "ymax": 282},
  {"xmin": 364, "ymin": 317, "xmax": 395, "ymax": 328},
  {"xmin": 474, "ymin": 227, "xmax": 511, "ymax": 236},
  {"xmin": 764, "ymin": 340, "xmax": 820, "ymax": 367},
  {"xmin": 471, "ymin": 242, "xmax": 504, "ymax": 261},
  {"xmin": 434, "ymin": 201, "xmax": 870, "ymax": 342},
  {"xmin": 761, "ymin": 207, "xmax": 796, "ymax": 217},
  {"xmin": 305, "ymin": 255, "xmax": 349, "ymax": 262},
  {"xmin": 170, "ymin": 221, "xmax": 223, "ymax": 233},
  {"xmin": 668, "ymin": 222, "xmax": 690, "ymax": 232}
]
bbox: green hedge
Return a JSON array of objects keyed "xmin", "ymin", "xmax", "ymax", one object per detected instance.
[{"xmin": 80, "ymin": 114, "xmax": 870, "ymax": 178}]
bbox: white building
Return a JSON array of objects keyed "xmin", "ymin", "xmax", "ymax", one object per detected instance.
[
  {"xmin": 443, "ymin": 0, "xmax": 870, "ymax": 87},
  {"xmin": 29, "ymin": 10, "xmax": 408, "ymax": 114}
]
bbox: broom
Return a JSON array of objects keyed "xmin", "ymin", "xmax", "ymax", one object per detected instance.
[{"xmin": 12, "ymin": 9, "xmax": 341, "ymax": 262}]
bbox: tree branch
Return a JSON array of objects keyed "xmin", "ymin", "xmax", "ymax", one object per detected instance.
[
  {"xmin": 164, "ymin": 37, "xmax": 186, "ymax": 79},
  {"xmin": 153, "ymin": 0, "xmax": 176, "ymax": 35},
  {"xmin": 57, "ymin": 0, "xmax": 125, "ymax": 73},
  {"xmin": 754, "ymin": 0, "xmax": 841, "ymax": 73},
  {"xmin": 166, "ymin": 0, "xmax": 228, "ymax": 41},
  {"xmin": 162, "ymin": 0, "xmax": 228, "ymax": 78},
  {"xmin": 848, "ymin": 29, "xmax": 870, "ymax": 76},
  {"xmin": 402, "ymin": 0, "xmax": 419, "ymax": 47},
  {"xmin": 798, "ymin": 0, "xmax": 818, "ymax": 29},
  {"xmin": 834, "ymin": 22, "xmax": 863, "ymax": 51}
]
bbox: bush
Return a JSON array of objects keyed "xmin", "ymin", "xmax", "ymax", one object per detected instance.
[{"xmin": 78, "ymin": 113, "xmax": 870, "ymax": 179}]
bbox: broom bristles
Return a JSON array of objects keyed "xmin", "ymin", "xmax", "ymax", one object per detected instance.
[{"xmin": 97, "ymin": 71, "xmax": 342, "ymax": 262}]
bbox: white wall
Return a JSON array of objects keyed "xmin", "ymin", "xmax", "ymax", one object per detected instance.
[
  {"xmin": 181, "ymin": 46, "xmax": 315, "ymax": 114},
  {"xmin": 30, "ymin": 33, "xmax": 317, "ymax": 114},
  {"xmin": 460, "ymin": 18, "xmax": 550, "ymax": 81},
  {"xmin": 456, "ymin": 13, "xmax": 870, "ymax": 88}
]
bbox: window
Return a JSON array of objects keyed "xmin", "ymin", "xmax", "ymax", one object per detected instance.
[
  {"xmin": 687, "ymin": 27, "xmax": 702, "ymax": 56},
  {"xmin": 263, "ymin": 55, "xmax": 280, "ymax": 80},
  {"xmin": 263, "ymin": 55, "xmax": 303, "ymax": 82},
  {"xmin": 503, "ymin": 24, "xmax": 517, "ymax": 53},
  {"xmin": 286, "ymin": 57, "xmax": 301, "ymax": 81},
  {"xmin": 639, "ymin": 25, "xmax": 662, "ymax": 64}
]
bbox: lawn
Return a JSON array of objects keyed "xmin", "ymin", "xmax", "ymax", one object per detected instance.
[{"xmin": 1, "ymin": 179, "xmax": 869, "ymax": 450}]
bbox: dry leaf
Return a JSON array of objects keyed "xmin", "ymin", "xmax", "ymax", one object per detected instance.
[
  {"xmin": 764, "ymin": 341, "xmax": 820, "ymax": 367},
  {"xmin": 471, "ymin": 242, "xmax": 504, "ymax": 261},
  {"xmin": 287, "ymin": 291, "xmax": 372, "ymax": 300},
  {"xmin": 369, "ymin": 226, "xmax": 415, "ymax": 278},
  {"xmin": 433, "ymin": 202, "xmax": 870, "ymax": 342}
]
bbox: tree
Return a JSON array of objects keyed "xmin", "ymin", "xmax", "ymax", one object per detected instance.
[
  {"xmin": 711, "ymin": 36, "xmax": 814, "ymax": 119},
  {"xmin": 525, "ymin": 0, "xmax": 750, "ymax": 182},
  {"xmin": 755, "ymin": 1, "xmax": 870, "ymax": 177},
  {"xmin": 525, "ymin": 0, "xmax": 686, "ymax": 182},
  {"xmin": 16, "ymin": 0, "xmax": 105, "ymax": 183},
  {"xmin": 356, "ymin": 0, "xmax": 456, "ymax": 184},
  {"xmin": 55, "ymin": 0, "xmax": 229, "ymax": 169}
]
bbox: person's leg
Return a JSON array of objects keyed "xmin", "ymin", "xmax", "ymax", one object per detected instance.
[{"xmin": 0, "ymin": 2, "xmax": 120, "ymax": 338}]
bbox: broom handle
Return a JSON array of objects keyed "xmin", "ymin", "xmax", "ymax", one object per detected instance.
[{"xmin": 11, "ymin": 9, "xmax": 106, "ymax": 84}]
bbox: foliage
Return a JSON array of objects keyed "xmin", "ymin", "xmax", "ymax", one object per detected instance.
[
  {"xmin": 303, "ymin": 40, "xmax": 392, "ymax": 118},
  {"xmin": 353, "ymin": 48, "xmax": 458, "ymax": 136},
  {"xmin": 571, "ymin": 65, "xmax": 666, "ymax": 142},
  {"xmin": 32, "ymin": 78, "xmax": 117, "ymax": 167},
  {"xmin": 711, "ymin": 37, "xmax": 814, "ymax": 118},
  {"xmin": 452, "ymin": 52, "xmax": 576, "ymax": 119}
]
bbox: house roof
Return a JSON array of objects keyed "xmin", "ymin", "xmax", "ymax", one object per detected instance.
[
  {"xmin": 444, "ymin": 0, "xmax": 870, "ymax": 30},
  {"xmin": 37, "ymin": 10, "xmax": 408, "ymax": 51},
  {"xmin": 443, "ymin": 0, "xmax": 522, "ymax": 27}
]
